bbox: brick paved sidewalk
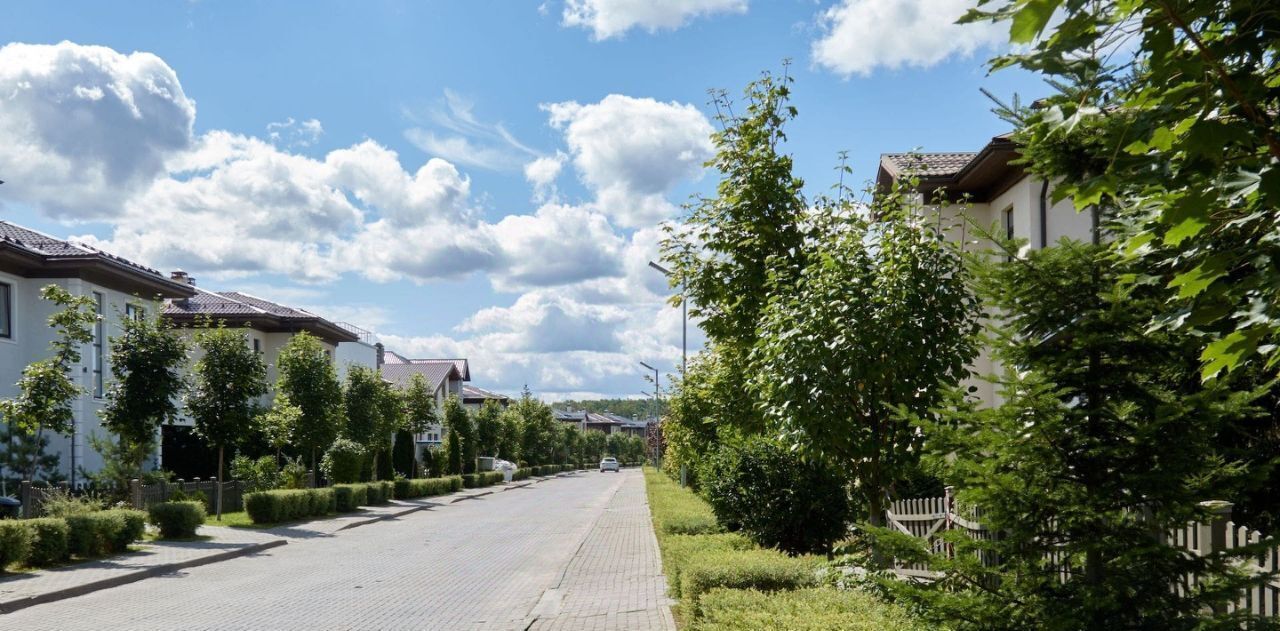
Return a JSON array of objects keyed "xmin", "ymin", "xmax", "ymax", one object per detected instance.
[
  {"xmin": 527, "ymin": 470, "xmax": 677, "ymax": 631},
  {"xmin": 0, "ymin": 525, "xmax": 284, "ymax": 613}
]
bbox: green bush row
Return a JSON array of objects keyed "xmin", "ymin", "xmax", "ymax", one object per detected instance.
[
  {"xmin": 689, "ymin": 587, "xmax": 934, "ymax": 631},
  {"xmin": 1, "ymin": 509, "xmax": 148, "ymax": 572},
  {"xmin": 679, "ymin": 548, "xmax": 820, "ymax": 618},
  {"xmin": 393, "ymin": 475, "xmax": 463, "ymax": 499},
  {"xmin": 148, "ymin": 501, "xmax": 207, "ymax": 538},
  {"xmin": 461, "ymin": 471, "xmax": 505, "ymax": 488},
  {"xmin": 645, "ymin": 468, "xmax": 721, "ymax": 537},
  {"xmin": 244, "ymin": 488, "xmax": 336, "ymax": 524},
  {"xmin": 332, "ymin": 481, "xmax": 393, "ymax": 512},
  {"xmin": 513, "ymin": 468, "xmax": 531, "ymax": 480}
]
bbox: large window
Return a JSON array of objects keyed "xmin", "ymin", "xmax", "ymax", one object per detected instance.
[
  {"xmin": 92, "ymin": 292, "xmax": 104, "ymax": 398},
  {"xmin": 0, "ymin": 282, "xmax": 11, "ymax": 339},
  {"xmin": 1003, "ymin": 207, "xmax": 1015, "ymax": 261}
]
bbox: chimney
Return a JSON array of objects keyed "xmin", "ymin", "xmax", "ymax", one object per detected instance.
[
  {"xmin": 375, "ymin": 342, "xmax": 385, "ymax": 369},
  {"xmin": 170, "ymin": 270, "xmax": 196, "ymax": 286}
]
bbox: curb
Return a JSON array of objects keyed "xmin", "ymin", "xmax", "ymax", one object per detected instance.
[
  {"xmin": 449, "ymin": 489, "xmax": 495, "ymax": 503},
  {"xmin": 336, "ymin": 504, "xmax": 427, "ymax": 531},
  {"xmin": 0, "ymin": 539, "xmax": 288, "ymax": 615}
]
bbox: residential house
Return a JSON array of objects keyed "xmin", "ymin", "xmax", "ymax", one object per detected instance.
[
  {"xmin": 461, "ymin": 384, "xmax": 510, "ymax": 412},
  {"xmin": 876, "ymin": 134, "xmax": 1096, "ymax": 408},
  {"xmin": 552, "ymin": 410, "xmax": 636, "ymax": 435},
  {"xmin": 0, "ymin": 220, "xmax": 196, "ymax": 484},
  {"xmin": 378, "ymin": 350, "xmax": 469, "ymax": 449}
]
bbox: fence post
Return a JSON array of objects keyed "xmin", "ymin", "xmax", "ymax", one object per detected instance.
[
  {"xmin": 19, "ymin": 480, "xmax": 31, "ymax": 518},
  {"xmin": 129, "ymin": 478, "xmax": 142, "ymax": 509},
  {"xmin": 1197, "ymin": 500, "xmax": 1233, "ymax": 556}
]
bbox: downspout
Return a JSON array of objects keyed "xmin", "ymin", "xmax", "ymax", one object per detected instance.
[{"xmin": 1039, "ymin": 179, "xmax": 1049, "ymax": 249}]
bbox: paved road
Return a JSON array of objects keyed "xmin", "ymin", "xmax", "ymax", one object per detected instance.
[{"xmin": 2, "ymin": 469, "xmax": 675, "ymax": 631}]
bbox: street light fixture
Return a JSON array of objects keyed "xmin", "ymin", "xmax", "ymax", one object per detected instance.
[{"xmin": 648, "ymin": 261, "xmax": 686, "ymax": 376}]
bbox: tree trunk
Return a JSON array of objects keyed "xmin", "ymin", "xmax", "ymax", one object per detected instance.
[
  {"xmin": 216, "ymin": 445, "xmax": 224, "ymax": 521},
  {"xmin": 311, "ymin": 447, "xmax": 317, "ymax": 487},
  {"xmin": 371, "ymin": 451, "xmax": 378, "ymax": 482}
]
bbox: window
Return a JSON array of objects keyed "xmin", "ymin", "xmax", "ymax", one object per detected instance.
[
  {"xmin": 253, "ymin": 338, "xmax": 261, "ymax": 354},
  {"xmin": 0, "ymin": 282, "xmax": 10, "ymax": 339},
  {"xmin": 124, "ymin": 303, "xmax": 144, "ymax": 321},
  {"xmin": 1003, "ymin": 207, "xmax": 1015, "ymax": 261},
  {"xmin": 92, "ymin": 292, "xmax": 104, "ymax": 398}
]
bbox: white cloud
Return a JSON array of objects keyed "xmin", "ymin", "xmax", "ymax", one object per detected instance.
[
  {"xmin": 524, "ymin": 152, "xmax": 566, "ymax": 202},
  {"xmin": 404, "ymin": 89, "xmax": 539, "ymax": 171},
  {"xmin": 489, "ymin": 202, "xmax": 624, "ymax": 291},
  {"xmin": 811, "ymin": 0, "xmax": 1006, "ymax": 77},
  {"xmin": 267, "ymin": 117, "xmax": 324, "ymax": 147},
  {"xmin": 562, "ymin": 0, "xmax": 747, "ymax": 40},
  {"xmin": 543, "ymin": 95, "xmax": 713, "ymax": 228},
  {"xmin": 0, "ymin": 41, "xmax": 195, "ymax": 218}
]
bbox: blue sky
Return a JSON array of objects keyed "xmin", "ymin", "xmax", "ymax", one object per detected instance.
[{"xmin": 0, "ymin": 0, "xmax": 1041, "ymax": 401}]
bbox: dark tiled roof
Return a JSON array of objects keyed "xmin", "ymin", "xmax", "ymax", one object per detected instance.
[
  {"xmin": 381, "ymin": 362, "xmax": 460, "ymax": 393},
  {"xmin": 163, "ymin": 287, "xmax": 356, "ymax": 343},
  {"xmin": 880, "ymin": 152, "xmax": 978, "ymax": 178},
  {"xmin": 462, "ymin": 384, "xmax": 509, "ymax": 402},
  {"xmin": 383, "ymin": 350, "xmax": 411, "ymax": 364},
  {"xmin": 0, "ymin": 221, "xmax": 193, "ymax": 297}
]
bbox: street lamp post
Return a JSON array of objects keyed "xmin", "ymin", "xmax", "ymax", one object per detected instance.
[{"xmin": 648, "ymin": 261, "xmax": 686, "ymax": 376}]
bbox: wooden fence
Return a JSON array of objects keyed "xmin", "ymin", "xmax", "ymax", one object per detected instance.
[{"xmin": 885, "ymin": 488, "xmax": 1280, "ymax": 618}]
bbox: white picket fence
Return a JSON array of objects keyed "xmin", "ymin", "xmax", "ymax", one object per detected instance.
[{"xmin": 885, "ymin": 488, "xmax": 1280, "ymax": 618}]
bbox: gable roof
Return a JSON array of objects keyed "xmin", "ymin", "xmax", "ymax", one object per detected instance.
[
  {"xmin": 162, "ymin": 287, "xmax": 357, "ymax": 344},
  {"xmin": 0, "ymin": 221, "xmax": 195, "ymax": 299},
  {"xmin": 876, "ymin": 134, "xmax": 1023, "ymax": 203},
  {"xmin": 462, "ymin": 384, "xmax": 510, "ymax": 404},
  {"xmin": 380, "ymin": 361, "xmax": 463, "ymax": 394}
]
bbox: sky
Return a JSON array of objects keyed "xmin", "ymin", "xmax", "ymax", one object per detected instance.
[{"xmin": 0, "ymin": 0, "xmax": 1043, "ymax": 402}]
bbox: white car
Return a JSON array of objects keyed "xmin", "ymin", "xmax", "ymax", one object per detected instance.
[{"xmin": 599, "ymin": 457, "xmax": 620, "ymax": 473}]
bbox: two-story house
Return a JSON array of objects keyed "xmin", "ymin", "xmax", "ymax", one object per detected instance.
[
  {"xmin": 876, "ymin": 134, "xmax": 1096, "ymax": 408},
  {"xmin": 0, "ymin": 221, "xmax": 196, "ymax": 485},
  {"xmin": 461, "ymin": 384, "xmax": 510, "ymax": 412},
  {"xmin": 378, "ymin": 350, "xmax": 469, "ymax": 449}
]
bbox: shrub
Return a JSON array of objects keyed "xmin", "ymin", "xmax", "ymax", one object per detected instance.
[
  {"xmin": 39, "ymin": 488, "xmax": 104, "ymax": 518},
  {"xmin": 363, "ymin": 481, "xmax": 392, "ymax": 505},
  {"xmin": 679, "ymin": 548, "xmax": 820, "ymax": 619},
  {"xmin": 64, "ymin": 509, "xmax": 145, "ymax": 557},
  {"xmin": 243, "ymin": 488, "xmax": 335, "ymax": 524},
  {"xmin": 25, "ymin": 517, "xmax": 70, "ymax": 566},
  {"xmin": 148, "ymin": 501, "xmax": 206, "ymax": 538},
  {"xmin": 513, "ymin": 468, "xmax": 531, "ymax": 481},
  {"xmin": 690, "ymin": 587, "xmax": 932, "ymax": 631},
  {"xmin": 392, "ymin": 476, "xmax": 461, "ymax": 499},
  {"xmin": 333, "ymin": 484, "xmax": 367, "ymax": 512},
  {"xmin": 109, "ymin": 509, "xmax": 147, "ymax": 552},
  {"xmin": 461, "ymin": 473, "xmax": 478, "ymax": 488},
  {"xmin": 698, "ymin": 437, "xmax": 851, "ymax": 555},
  {"xmin": 0, "ymin": 521, "xmax": 33, "ymax": 571},
  {"xmin": 321, "ymin": 438, "xmax": 366, "ymax": 484},
  {"xmin": 645, "ymin": 470, "xmax": 721, "ymax": 536},
  {"xmin": 661, "ymin": 533, "xmax": 756, "ymax": 597},
  {"xmin": 230, "ymin": 454, "xmax": 280, "ymax": 493}
]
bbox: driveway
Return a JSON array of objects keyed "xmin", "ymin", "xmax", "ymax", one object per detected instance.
[{"xmin": 1, "ymin": 469, "xmax": 675, "ymax": 631}]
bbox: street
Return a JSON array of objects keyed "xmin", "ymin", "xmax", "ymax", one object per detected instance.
[{"xmin": 1, "ymin": 469, "xmax": 674, "ymax": 631}]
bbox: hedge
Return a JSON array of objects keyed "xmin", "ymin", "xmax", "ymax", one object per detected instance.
[
  {"xmin": 513, "ymin": 468, "xmax": 531, "ymax": 481},
  {"xmin": 661, "ymin": 533, "xmax": 755, "ymax": 597},
  {"xmin": 64, "ymin": 509, "xmax": 146, "ymax": 558},
  {"xmin": 679, "ymin": 548, "xmax": 820, "ymax": 618},
  {"xmin": 364, "ymin": 481, "xmax": 393, "ymax": 505},
  {"xmin": 645, "ymin": 469, "xmax": 721, "ymax": 536},
  {"xmin": 333, "ymin": 484, "xmax": 368, "ymax": 512},
  {"xmin": 0, "ymin": 521, "xmax": 32, "ymax": 571},
  {"xmin": 689, "ymin": 588, "xmax": 933, "ymax": 631},
  {"xmin": 148, "ymin": 501, "xmax": 207, "ymax": 538},
  {"xmin": 244, "ymin": 488, "xmax": 336, "ymax": 524},
  {"xmin": 462, "ymin": 471, "xmax": 506, "ymax": 488},
  {"xmin": 393, "ymin": 475, "xmax": 463, "ymax": 499},
  {"xmin": 26, "ymin": 517, "xmax": 70, "ymax": 566}
]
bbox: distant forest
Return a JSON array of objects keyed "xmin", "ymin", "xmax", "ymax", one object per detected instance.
[{"xmin": 554, "ymin": 398, "xmax": 667, "ymax": 420}]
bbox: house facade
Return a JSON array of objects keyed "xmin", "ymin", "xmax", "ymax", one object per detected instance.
[
  {"xmin": 876, "ymin": 134, "xmax": 1096, "ymax": 408},
  {"xmin": 0, "ymin": 221, "xmax": 196, "ymax": 484},
  {"xmin": 378, "ymin": 350, "xmax": 469, "ymax": 449}
]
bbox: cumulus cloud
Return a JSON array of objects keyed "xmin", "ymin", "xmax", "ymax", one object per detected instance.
[
  {"xmin": 811, "ymin": 0, "xmax": 1006, "ymax": 77},
  {"xmin": 489, "ymin": 203, "xmax": 624, "ymax": 291},
  {"xmin": 524, "ymin": 152, "xmax": 566, "ymax": 202},
  {"xmin": 562, "ymin": 0, "xmax": 747, "ymax": 40},
  {"xmin": 0, "ymin": 41, "xmax": 195, "ymax": 218},
  {"xmin": 543, "ymin": 95, "xmax": 713, "ymax": 228},
  {"xmin": 267, "ymin": 117, "xmax": 324, "ymax": 147}
]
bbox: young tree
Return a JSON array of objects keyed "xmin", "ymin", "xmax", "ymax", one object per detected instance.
[
  {"xmin": 557, "ymin": 423, "xmax": 580, "ymax": 465},
  {"xmin": 276, "ymin": 332, "xmax": 343, "ymax": 474},
  {"xmin": 391, "ymin": 429, "xmax": 415, "ymax": 478},
  {"xmin": 342, "ymin": 365, "xmax": 380, "ymax": 476},
  {"xmin": 514, "ymin": 388, "xmax": 557, "ymax": 465},
  {"xmin": 497, "ymin": 407, "xmax": 522, "ymax": 462},
  {"xmin": 186, "ymin": 325, "xmax": 267, "ymax": 519},
  {"xmin": 370, "ymin": 380, "xmax": 404, "ymax": 481},
  {"xmin": 582, "ymin": 430, "xmax": 608, "ymax": 464},
  {"xmin": 474, "ymin": 400, "xmax": 502, "ymax": 457},
  {"xmin": 752, "ymin": 183, "xmax": 981, "ymax": 526},
  {"xmin": 444, "ymin": 426, "xmax": 462, "ymax": 475},
  {"xmin": 0, "ymin": 285, "xmax": 97, "ymax": 482},
  {"xmin": 258, "ymin": 392, "xmax": 301, "ymax": 466},
  {"xmin": 0, "ymin": 426, "xmax": 62, "ymax": 490},
  {"xmin": 401, "ymin": 374, "xmax": 438, "ymax": 477},
  {"xmin": 100, "ymin": 304, "xmax": 187, "ymax": 477},
  {"xmin": 442, "ymin": 395, "xmax": 475, "ymax": 473}
]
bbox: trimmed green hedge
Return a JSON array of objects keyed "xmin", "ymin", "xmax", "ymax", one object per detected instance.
[
  {"xmin": 64, "ymin": 509, "xmax": 146, "ymax": 558},
  {"xmin": 333, "ymin": 484, "xmax": 367, "ymax": 512},
  {"xmin": 462, "ymin": 471, "xmax": 506, "ymax": 488},
  {"xmin": 513, "ymin": 468, "xmax": 531, "ymax": 481},
  {"xmin": 689, "ymin": 587, "xmax": 933, "ymax": 631},
  {"xmin": 645, "ymin": 469, "xmax": 721, "ymax": 536},
  {"xmin": 679, "ymin": 548, "xmax": 820, "ymax": 617},
  {"xmin": 148, "ymin": 501, "xmax": 207, "ymax": 538},
  {"xmin": 0, "ymin": 521, "xmax": 32, "ymax": 572},
  {"xmin": 661, "ymin": 533, "xmax": 756, "ymax": 597},
  {"xmin": 244, "ymin": 488, "xmax": 336, "ymax": 524},
  {"xmin": 364, "ymin": 481, "xmax": 393, "ymax": 505},
  {"xmin": 26, "ymin": 517, "xmax": 70, "ymax": 566},
  {"xmin": 393, "ymin": 475, "xmax": 463, "ymax": 499}
]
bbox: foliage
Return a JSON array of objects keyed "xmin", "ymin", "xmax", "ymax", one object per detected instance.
[
  {"xmin": 25, "ymin": 518, "xmax": 70, "ymax": 566},
  {"xmin": 0, "ymin": 424, "xmax": 63, "ymax": 488},
  {"xmin": 258, "ymin": 392, "xmax": 301, "ymax": 463},
  {"xmin": 0, "ymin": 521, "xmax": 32, "ymax": 572},
  {"xmin": 244, "ymin": 488, "xmax": 335, "ymax": 524},
  {"xmin": 342, "ymin": 365, "xmax": 381, "ymax": 449},
  {"xmin": 320, "ymin": 438, "xmax": 366, "ymax": 484},
  {"xmin": 698, "ymin": 437, "xmax": 850, "ymax": 555},
  {"xmin": 645, "ymin": 465, "xmax": 722, "ymax": 537},
  {"xmin": 230, "ymin": 454, "xmax": 280, "ymax": 493},
  {"xmin": 332, "ymin": 484, "xmax": 366, "ymax": 512},
  {"xmin": 391, "ymin": 429, "xmax": 415, "ymax": 478},
  {"xmin": 148, "ymin": 501, "xmax": 206, "ymax": 538},
  {"xmin": 64, "ymin": 509, "xmax": 146, "ymax": 557},
  {"xmin": 661, "ymin": 533, "xmax": 756, "ymax": 598},
  {"xmin": 80, "ymin": 431, "xmax": 158, "ymax": 492},
  {"xmin": 442, "ymin": 395, "xmax": 476, "ymax": 474},
  {"xmin": 474, "ymin": 400, "xmax": 502, "ymax": 457},
  {"xmin": 888, "ymin": 242, "xmax": 1270, "ymax": 630},
  {"xmin": 401, "ymin": 373, "xmax": 438, "ymax": 435},
  {"xmin": 39, "ymin": 488, "xmax": 104, "ymax": 518},
  {"xmin": 0, "ymin": 285, "xmax": 97, "ymax": 481},
  {"xmin": 421, "ymin": 447, "xmax": 444, "ymax": 478},
  {"xmin": 752, "ymin": 179, "xmax": 980, "ymax": 525},
  {"xmin": 514, "ymin": 388, "xmax": 558, "ymax": 466},
  {"xmin": 497, "ymin": 407, "xmax": 522, "ymax": 461},
  {"xmin": 393, "ymin": 475, "xmax": 462, "ymax": 499},
  {"xmin": 964, "ymin": 0, "xmax": 1280, "ymax": 381},
  {"xmin": 678, "ymin": 548, "xmax": 821, "ymax": 619},
  {"xmin": 276, "ymin": 332, "xmax": 343, "ymax": 467},
  {"xmin": 661, "ymin": 348, "xmax": 743, "ymax": 488},
  {"xmin": 461, "ymin": 471, "xmax": 504, "ymax": 488},
  {"xmin": 100, "ymin": 304, "xmax": 187, "ymax": 475},
  {"xmin": 689, "ymin": 587, "xmax": 933, "ymax": 631},
  {"xmin": 279, "ymin": 456, "xmax": 309, "ymax": 489},
  {"xmin": 371, "ymin": 379, "xmax": 404, "ymax": 480},
  {"xmin": 554, "ymin": 398, "xmax": 665, "ymax": 420},
  {"xmin": 444, "ymin": 425, "xmax": 463, "ymax": 475},
  {"xmin": 581, "ymin": 430, "xmax": 608, "ymax": 463}
]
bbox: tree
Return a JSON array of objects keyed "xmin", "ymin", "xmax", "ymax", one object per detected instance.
[
  {"xmin": 401, "ymin": 374, "xmax": 438, "ymax": 478},
  {"xmin": 661, "ymin": 348, "xmax": 741, "ymax": 487},
  {"xmin": 0, "ymin": 285, "xmax": 97, "ymax": 482},
  {"xmin": 582, "ymin": 430, "xmax": 608, "ymax": 464},
  {"xmin": 963, "ymin": 0, "xmax": 1280, "ymax": 381},
  {"xmin": 557, "ymin": 423, "xmax": 580, "ymax": 466},
  {"xmin": 342, "ymin": 365, "xmax": 380, "ymax": 477},
  {"xmin": 751, "ymin": 182, "xmax": 981, "ymax": 526},
  {"xmin": 370, "ymin": 380, "xmax": 404, "ymax": 481},
  {"xmin": 883, "ymin": 241, "xmax": 1269, "ymax": 629},
  {"xmin": 444, "ymin": 426, "xmax": 462, "ymax": 475},
  {"xmin": 276, "ymin": 332, "xmax": 343, "ymax": 473},
  {"xmin": 186, "ymin": 325, "xmax": 267, "ymax": 519},
  {"xmin": 100, "ymin": 303, "xmax": 187, "ymax": 478},
  {"xmin": 497, "ymin": 407, "xmax": 522, "ymax": 461},
  {"xmin": 320, "ymin": 438, "xmax": 365, "ymax": 484},
  {"xmin": 258, "ymin": 392, "xmax": 301, "ymax": 466},
  {"xmin": 0, "ymin": 425, "xmax": 62, "ymax": 490},
  {"xmin": 514, "ymin": 388, "xmax": 557, "ymax": 465},
  {"xmin": 442, "ymin": 395, "xmax": 475, "ymax": 474},
  {"xmin": 391, "ymin": 429, "xmax": 415, "ymax": 478},
  {"xmin": 474, "ymin": 400, "xmax": 502, "ymax": 457}
]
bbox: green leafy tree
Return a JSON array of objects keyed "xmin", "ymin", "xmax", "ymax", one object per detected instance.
[
  {"xmin": 402, "ymin": 374, "xmax": 438, "ymax": 435},
  {"xmin": 442, "ymin": 395, "xmax": 475, "ymax": 473},
  {"xmin": 474, "ymin": 400, "xmax": 502, "ymax": 457},
  {"xmin": 370, "ymin": 380, "xmax": 404, "ymax": 480},
  {"xmin": 661, "ymin": 348, "xmax": 740, "ymax": 487},
  {"xmin": 582, "ymin": 430, "xmax": 608, "ymax": 464},
  {"xmin": 514, "ymin": 388, "xmax": 557, "ymax": 465},
  {"xmin": 0, "ymin": 425, "xmax": 62, "ymax": 489},
  {"xmin": 276, "ymin": 332, "xmax": 343, "ymax": 473},
  {"xmin": 186, "ymin": 325, "xmax": 268, "ymax": 519},
  {"xmin": 443, "ymin": 426, "xmax": 463, "ymax": 475},
  {"xmin": 342, "ymin": 365, "xmax": 381, "ymax": 475},
  {"xmin": 0, "ymin": 285, "xmax": 97, "ymax": 482},
  {"xmin": 391, "ymin": 429, "xmax": 415, "ymax": 478},
  {"xmin": 497, "ymin": 407, "xmax": 522, "ymax": 461},
  {"xmin": 258, "ymin": 392, "xmax": 301, "ymax": 466},
  {"xmin": 963, "ymin": 0, "xmax": 1280, "ymax": 381},
  {"xmin": 100, "ymin": 303, "xmax": 187, "ymax": 477},
  {"xmin": 883, "ymin": 241, "xmax": 1270, "ymax": 629},
  {"xmin": 320, "ymin": 438, "xmax": 365, "ymax": 484},
  {"xmin": 751, "ymin": 182, "xmax": 981, "ymax": 526},
  {"xmin": 557, "ymin": 423, "xmax": 579, "ymax": 465}
]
